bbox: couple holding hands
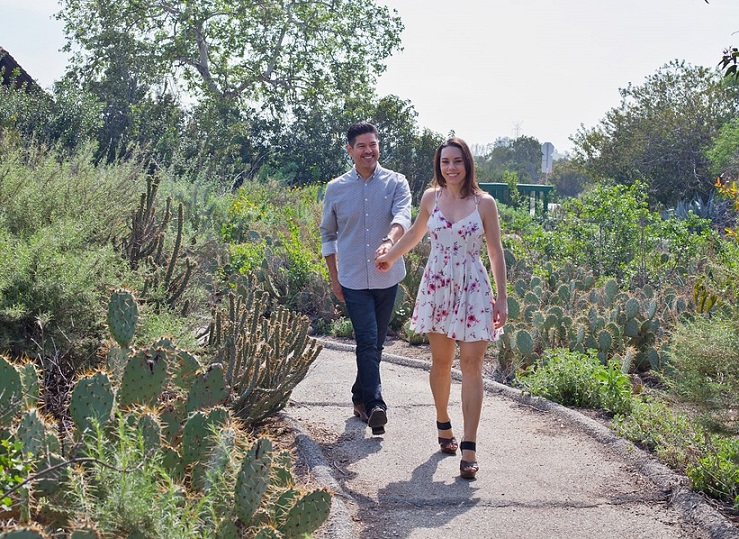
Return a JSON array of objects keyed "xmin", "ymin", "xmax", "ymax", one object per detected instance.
[{"xmin": 320, "ymin": 122, "xmax": 507, "ymax": 479}]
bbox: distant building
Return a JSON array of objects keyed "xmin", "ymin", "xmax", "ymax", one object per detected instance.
[{"xmin": 0, "ymin": 46, "xmax": 43, "ymax": 94}]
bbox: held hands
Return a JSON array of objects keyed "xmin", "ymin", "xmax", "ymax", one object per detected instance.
[{"xmin": 374, "ymin": 244, "xmax": 394, "ymax": 272}]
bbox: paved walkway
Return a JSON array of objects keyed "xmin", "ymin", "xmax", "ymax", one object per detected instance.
[{"xmin": 286, "ymin": 341, "xmax": 739, "ymax": 539}]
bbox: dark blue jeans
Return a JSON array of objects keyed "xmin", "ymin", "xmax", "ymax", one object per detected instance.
[{"xmin": 342, "ymin": 284, "xmax": 398, "ymax": 413}]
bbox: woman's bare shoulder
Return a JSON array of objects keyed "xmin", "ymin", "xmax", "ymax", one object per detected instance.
[{"xmin": 477, "ymin": 192, "xmax": 500, "ymax": 214}]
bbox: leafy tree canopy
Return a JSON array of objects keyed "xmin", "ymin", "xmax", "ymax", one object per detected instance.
[
  {"xmin": 571, "ymin": 60, "xmax": 739, "ymax": 206},
  {"xmin": 58, "ymin": 0, "xmax": 403, "ymax": 111},
  {"xmin": 475, "ymin": 135, "xmax": 543, "ymax": 184}
]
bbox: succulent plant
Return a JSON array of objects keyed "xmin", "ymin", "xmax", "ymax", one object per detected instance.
[
  {"xmin": 107, "ymin": 288, "xmax": 139, "ymax": 348},
  {"xmin": 0, "ymin": 355, "xmax": 23, "ymax": 428},
  {"xmin": 69, "ymin": 371, "xmax": 115, "ymax": 435}
]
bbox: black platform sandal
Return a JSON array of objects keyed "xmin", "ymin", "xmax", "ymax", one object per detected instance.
[
  {"xmin": 459, "ymin": 441, "xmax": 479, "ymax": 479},
  {"xmin": 437, "ymin": 421, "xmax": 458, "ymax": 455}
]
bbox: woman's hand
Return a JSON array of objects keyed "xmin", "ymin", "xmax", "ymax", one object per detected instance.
[
  {"xmin": 493, "ymin": 297, "xmax": 508, "ymax": 329},
  {"xmin": 375, "ymin": 252, "xmax": 393, "ymax": 272}
]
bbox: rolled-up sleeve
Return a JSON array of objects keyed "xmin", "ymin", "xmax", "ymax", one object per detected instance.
[
  {"xmin": 391, "ymin": 174, "xmax": 412, "ymax": 232},
  {"xmin": 320, "ymin": 186, "xmax": 338, "ymax": 257}
]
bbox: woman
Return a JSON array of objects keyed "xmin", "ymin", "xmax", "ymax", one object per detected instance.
[{"xmin": 375, "ymin": 137, "xmax": 507, "ymax": 479}]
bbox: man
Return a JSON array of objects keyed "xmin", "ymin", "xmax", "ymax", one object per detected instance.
[{"xmin": 320, "ymin": 122, "xmax": 412, "ymax": 435}]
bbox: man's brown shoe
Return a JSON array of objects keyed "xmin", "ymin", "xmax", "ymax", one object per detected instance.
[
  {"xmin": 368, "ymin": 406, "xmax": 387, "ymax": 435},
  {"xmin": 353, "ymin": 403, "xmax": 368, "ymax": 423}
]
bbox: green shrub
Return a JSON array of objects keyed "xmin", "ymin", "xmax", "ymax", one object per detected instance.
[
  {"xmin": 613, "ymin": 397, "xmax": 739, "ymax": 506},
  {"xmin": 0, "ymin": 220, "xmax": 129, "ymax": 363},
  {"xmin": 517, "ymin": 348, "xmax": 633, "ymax": 415},
  {"xmin": 0, "ymin": 143, "xmax": 145, "ymax": 365},
  {"xmin": 687, "ymin": 435, "xmax": 739, "ymax": 507},
  {"xmin": 65, "ymin": 418, "xmax": 228, "ymax": 538},
  {"xmin": 613, "ymin": 397, "xmax": 703, "ymax": 472},
  {"xmin": 0, "ymin": 438, "xmax": 31, "ymax": 510},
  {"xmin": 664, "ymin": 312, "xmax": 739, "ymax": 430},
  {"xmin": 330, "ymin": 317, "xmax": 354, "ymax": 338}
]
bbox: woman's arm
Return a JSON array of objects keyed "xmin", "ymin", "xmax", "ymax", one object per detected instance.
[
  {"xmin": 375, "ymin": 188, "xmax": 435, "ymax": 272},
  {"xmin": 479, "ymin": 194, "xmax": 508, "ymax": 328}
]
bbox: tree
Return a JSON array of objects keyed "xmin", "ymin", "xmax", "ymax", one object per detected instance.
[
  {"xmin": 58, "ymin": 0, "xmax": 404, "ymax": 178},
  {"xmin": 371, "ymin": 95, "xmax": 444, "ymax": 201},
  {"xmin": 476, "ymin": 135, "xmax": 543, "ymax": 184},
  {"xmin": 59, "ymin": 0, "xmax": 402, "ymax": 110},
  {"xmin": 571, "ymin": 60, "xmax": 739, "ymax": 206},
  {"xmin": 548, "ymin": 157, "xmax": 594, "ymax": 200}
]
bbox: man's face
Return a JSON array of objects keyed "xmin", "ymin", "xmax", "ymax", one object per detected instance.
[{"xmin": 346, "ymin": 132, "xmax": 380, "ymax": 177}]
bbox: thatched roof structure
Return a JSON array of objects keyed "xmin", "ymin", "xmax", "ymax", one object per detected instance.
[{"xmin": 0, "ymin": 46, "xmax": 44, "ymax": 93}]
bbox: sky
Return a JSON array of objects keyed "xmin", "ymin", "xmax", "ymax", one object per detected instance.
[{"xmin": 3, "ymin": 0, "xmax": 739, "ymax": 155}]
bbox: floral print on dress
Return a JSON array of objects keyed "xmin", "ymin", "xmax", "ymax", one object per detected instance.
[{"xmin": 410, "ymin": 194, "xmax": 501, "ymax": 343}]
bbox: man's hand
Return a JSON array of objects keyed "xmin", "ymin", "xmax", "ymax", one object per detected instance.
[{"xmin": 332, "ymin": 280, "xmax": 345, "ymax": 302}]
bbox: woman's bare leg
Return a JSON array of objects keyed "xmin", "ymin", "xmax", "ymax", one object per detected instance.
[
  {"xmin": 427, "ymin": 332, "xmax": 456, "ymax": 440},
  {"xmin": 458, "ymin": 340, "xmax": 488, "ymax": 463}
]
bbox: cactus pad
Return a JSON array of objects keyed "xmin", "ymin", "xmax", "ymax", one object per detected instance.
[
  {"xmin": 0, "ymin": 529, "xmax": 50, "ymax": 538},
  {"xmin": 0, "ymin": 355, "xmax": 23, "ymax": 428},
  {"xmin": 235, "ymin": 437, "xmax": 273, "ymax": 524},
  {"xmin": 624, "ymin": 298, "xmax": 640, "ymax": 320},
  {"xmin": 278, "ymin": 489, "xmax": 332, "ymax": 539},
  {"xmin": 514, "ymin": 330, "xmax": 534, "ymax": 356},
  {"xmin": 18, "ymin": 361, "xmax": 40, "ymax": 408},
  {"xmin": 107, "ymin": 288, "xmax": 139, "ymax": 347},
  {"xmin": 185, "ymin": 363, "xmax": 229, "ymax": 414},
  {"xmin": 69, "ymin": 371, "xmax": 114, "ymax": 434},
  {"xmin": 119, "ymin": 348, "xmax": 168, "ymax": 408},
  {"xmin": 15, "ymin": 408, "xmax": 47, "ymax": 458}
]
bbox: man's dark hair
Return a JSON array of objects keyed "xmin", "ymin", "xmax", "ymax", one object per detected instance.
[{"xmin": 347, "ymin": 122, "xmax": 379, "ymax": 146}]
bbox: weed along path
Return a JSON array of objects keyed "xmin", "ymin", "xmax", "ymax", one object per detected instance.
[{"xmin": 286, "ymin": 342, "xmax": 738, "ymax": 539}]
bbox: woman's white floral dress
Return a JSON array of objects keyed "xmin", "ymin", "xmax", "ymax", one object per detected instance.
[{"xmin": 410, "ymin": 192, "xmax": 501, "ymax": 342}]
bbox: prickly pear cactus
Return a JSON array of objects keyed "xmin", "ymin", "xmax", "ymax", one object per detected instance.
[
  {"xmin": 253, "ymin": 527, "xmax": 281, "ymax": 539},
  {"xmin": 278, "ymin": 489, "xmax": 332, "ymax": 539},
  {"xmin": 183, "ymin": 407, "xmax": 231, "ymax": 489},
  {"xmin": 185, "ymin": 363, "xmax": 229, "ymax": 413},
  {"xmin": 235, "ymin": 437, "xmax": 273, "ymax": 524},
  {"xmin": 0, "ymin": 355, "xmax": 23, "ymax": 427},
  {"xmin": 118, "ymin": 348, "xmax": 168, "ymax": 408},
  {"xmin": 18, "ymin": 361, "xmax": 40, "ymax": 408},
  {"xmin": 15, "ymin": 408, "xmax": 47, "ymax": 458},
  {"xmin": 69, "ymin": 530, "xmax": 101, "ymax": 539},
  {"xmin": 171, "ymin": 349, "xmax": 202, "ymax": 391},
  {"xmin": 124, "ymin": 408, "xmax": 162, "ymax": 453},
  {"xmin": 0, "ymin": 529, "xmax": 50, "ymax": 538},
  {"xmin": 181, "ymin": 407, "xmax": 230, "ymax": 467},
  {"xmin": 69, "ymin": 371, "xmax": 115, "ymax": 434},
  {"xmin": 214, "ymin": 519, "xmax": 240, "ymax": 539},
  {"xmin": 107, "ymin": 288, "xmax": 139, "ymax": 348}
]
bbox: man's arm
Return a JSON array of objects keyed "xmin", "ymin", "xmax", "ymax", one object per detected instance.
[
  {"xmin": 376, "ymin": 173, "xmax": 413, "ymax": 257},
  {"xmin": 324, "ymin": 253, "xmax": 344, "ymax": 303}
]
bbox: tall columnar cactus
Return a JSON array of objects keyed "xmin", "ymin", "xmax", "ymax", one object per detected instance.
[
  {"xmin": 208, "ymin": 280, "xmax": 323, "ymax": 426},
  {"xmin": 122, "ymin": 175, "xmax": 170, "ymax": 270}
]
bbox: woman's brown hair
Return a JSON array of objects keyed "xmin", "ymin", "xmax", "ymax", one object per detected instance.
[{"xmin": 432, "ymin": 137, "xmax": 481, "ymax": 199}]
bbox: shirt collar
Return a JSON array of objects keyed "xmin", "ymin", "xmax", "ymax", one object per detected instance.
[{"xmin": 353, "ymin": 164, "xmax": 381, "ymax": 182}]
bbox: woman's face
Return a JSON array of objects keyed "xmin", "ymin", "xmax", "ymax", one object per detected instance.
[{"xmin": 439, "ymin": 146, "xmax": 466, "ymax": 187}]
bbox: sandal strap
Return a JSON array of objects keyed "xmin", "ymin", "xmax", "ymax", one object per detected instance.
[
  {"xmin": 460, "ymin": 441, "xmax": 477, "ymax": 452},
  {"xmin": 436, "ymin": 420, "xmax": 452, "ymax": 431}
]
